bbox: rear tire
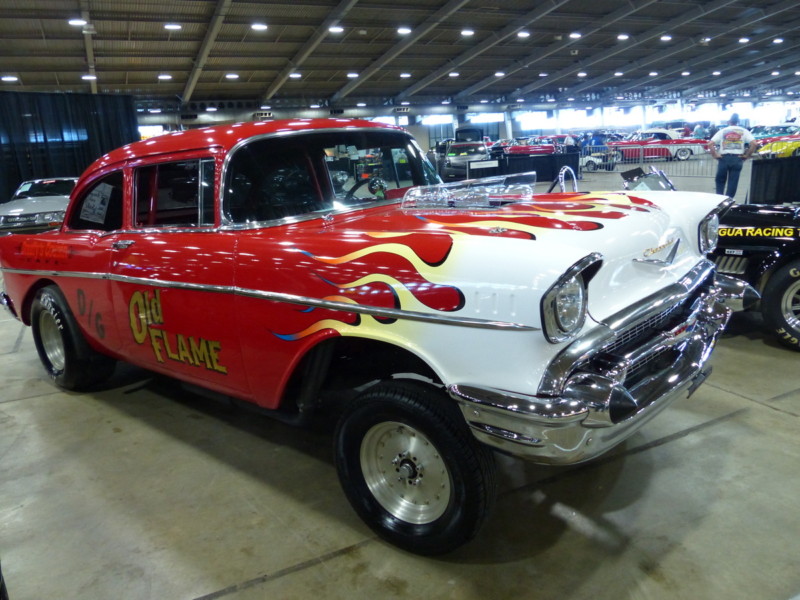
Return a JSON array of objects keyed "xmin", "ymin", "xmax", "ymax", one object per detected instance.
[
  {"xmin": 334, "ymin": 380, "xmax": 496, "ymax": 555},
  {"xmin": 30, "ymin": 285, "xmax": 116, "ymax": 389},
  {"xmin": 583, "ymin": 160, "xmax": 597, "ymax": 172},
  {"xmin": 762, "ymin": 260, "xmax": 800, "ymax": 351}
]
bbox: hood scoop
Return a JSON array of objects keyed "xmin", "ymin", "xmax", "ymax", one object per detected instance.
[{"xmin": 402, "ymin": 172, "xmax": 537, "ymax": 211}]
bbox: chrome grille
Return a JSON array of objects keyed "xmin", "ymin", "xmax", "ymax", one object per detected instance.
[{"xmin": 605, "ymin": 302, "xmax": 683, "ymax": 355}]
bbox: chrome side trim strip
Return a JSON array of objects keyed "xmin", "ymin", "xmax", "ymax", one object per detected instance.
[{"xmin": 0, "ymin": 267, "xmax": 537, "ymax": 331}]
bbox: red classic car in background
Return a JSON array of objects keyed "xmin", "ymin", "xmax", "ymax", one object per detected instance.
[
  {"xmin": 497, "ymin": 137, "xmax": 557, "ymax": 156},
  {"xmin": 607, "ymin": 128, "xmax": 709, "ymax": 161}
]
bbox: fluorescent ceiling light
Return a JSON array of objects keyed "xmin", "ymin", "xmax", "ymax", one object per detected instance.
[
  {"xmin": 494, "ymin": 71, "xmax": 505, "ymax": 77},
  {"xmin": 158, "ymin": 74, "xmax": 172, "ymax": 80},
  {"xmin": 461, "ymin": 29, "xmax": 475, "ymax": 36},
  {"xmin": 397, "ymin": 27, "xmax": 411, "ymax": 35},
  {"xmin": 328, "ymin": 26, "xmax": 344, "ymax": 33},
  {"xmin": 517, "ymin": 31, "xmax": 530, "ymax": 38},
  {"xmin": 225, "ymin": 73, "xmax": 239, "ymax": 79},
  {"xmin": 251, "ymin": 23, "xmax": 268, "ymax": 31},
  {"xmin": 347, "ymin": 72, "xmax": 358, "ymax": 78},
  {"xmin": 569, "ymin": 32, "xmax": 582, "ymax": 39},
  {"xmin": 617, "ymin": 34, "xmax": 629, "ymax": 40},
  {"xmin": 68, "ymin": 18, "xmax": 87, "ymax": 26},
  {"xmin": 164, "ymin": 23, "xmax": 182, "ymax": 30},
  {"xmin": 81, "ymin": 74, "xmax": 97, "ymax": 80},
  {"xmin": 660, "ymin": 35, "xmax": 672, "ymax": 41},
  {"xmin": 289, "ymin": 73, "xmax": 302, "ymax": 78}
]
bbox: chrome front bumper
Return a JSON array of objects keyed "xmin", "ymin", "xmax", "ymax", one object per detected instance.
[{"xmin": 449, "ymin": 263, "xmax": 752, "ymax": 465}]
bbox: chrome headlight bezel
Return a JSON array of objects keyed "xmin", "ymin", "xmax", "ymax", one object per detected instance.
[
  {"xmin": 541, "ymin": 253, "xmax": 602, "ymax": 343},
  {"xmin": 699, "ymin": 199, "xmax": 732, "ymax": 255}
]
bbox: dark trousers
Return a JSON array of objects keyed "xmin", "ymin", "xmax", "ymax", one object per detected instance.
[{"xmin": 715, "ymin": 154, "xmax": 744, "ymax": 197}]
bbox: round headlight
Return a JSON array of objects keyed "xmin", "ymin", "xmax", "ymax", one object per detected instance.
[
  {"xmin": 554, "ymin": 275, "xmax": 586, "ymax": 332},
  {"xmin": 699, "ymin": 212, "xmax": 719, "ymax": 254}
]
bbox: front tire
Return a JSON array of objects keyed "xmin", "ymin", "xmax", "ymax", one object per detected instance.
[
  {"xmin": 30, "ymin": 285, "xmax": 116, "ymax": 389},
  {"xmin": 334, "ymin": 380, "xmax": 496, "ymax": 555},
  {"xmin": 762, "ymin": 260, "xmax": 800, "ymax": 351},
  {"xmin": 675, "ymin": 147, "xmax": 692, "ymax": 161},
  {"xmin": 583, "ymin": 160, "xmax": 597, "ymax": 172}
]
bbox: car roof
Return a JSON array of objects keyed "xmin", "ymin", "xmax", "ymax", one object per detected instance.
[{"xmin": 85, "ymin": 118, "xmax": 405, "ymax": 173}]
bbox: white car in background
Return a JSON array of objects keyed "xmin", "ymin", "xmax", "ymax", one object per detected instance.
[{"xmin": 0, "ymin": 178, "xmax": 78, "ymax": 234}]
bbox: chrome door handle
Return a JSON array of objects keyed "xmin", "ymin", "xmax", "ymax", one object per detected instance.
[{"xmin": 112, "ymin": 240, "xmax": 135, "ymax": 250}]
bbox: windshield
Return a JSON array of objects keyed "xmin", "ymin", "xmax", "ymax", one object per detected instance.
[
  {"xmin": 447, "ymin": 144, "xmax": 487, "ymax": 156},
  {"xmin": 223, "ymin": 129, "xmax": 441, "ymax": 224},
  {"xmin": 9, "ymin": 179, "xmax": 76, "ymax": 202}
]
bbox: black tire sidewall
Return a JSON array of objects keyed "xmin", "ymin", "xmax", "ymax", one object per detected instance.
[
  {"xmin": 30, "ymin": 286, "xmax": 98, "ymax": 389},
  {"xmin": 334, "ymin": 382, "xmax": 493, "ymax": 554},
  {"xmin": 762, "ymin": 261, "xmax": 800, "ymax": 350}
]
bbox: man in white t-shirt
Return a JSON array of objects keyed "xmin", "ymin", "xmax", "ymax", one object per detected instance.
[{"xmin": 709, "ymin": 113, "xmax": 755, "ymax": 198}]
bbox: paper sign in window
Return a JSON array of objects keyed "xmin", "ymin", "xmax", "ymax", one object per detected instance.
[{"xmin": 80, "ymin": 182, "xmax": 113, "ymax": 224}]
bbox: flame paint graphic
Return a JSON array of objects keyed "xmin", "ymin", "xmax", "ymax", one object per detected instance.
[{"xmin": 272, "ymin": 192, "xmax": 658, "ymax": 341}]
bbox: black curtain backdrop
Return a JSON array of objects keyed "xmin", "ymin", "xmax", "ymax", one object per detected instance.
[{"xmin": 0, "ymin": 91, "xmax": 139, "ymax": 200}]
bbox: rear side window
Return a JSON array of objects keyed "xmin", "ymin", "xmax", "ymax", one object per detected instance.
[
  {"xmin": 134, "ymin": 159, "xmax": 215, "ymax": 228},
  {"xmin": 67, "ymin": 171, "xmax": 124, "ymax": 232}
]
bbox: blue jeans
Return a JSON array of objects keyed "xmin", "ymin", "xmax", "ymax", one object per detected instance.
[{"xmin": 715, "ymin": 154, "xmax": 744, "ymax": 197}]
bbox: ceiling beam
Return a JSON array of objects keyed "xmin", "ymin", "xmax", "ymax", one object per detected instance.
[
  {"xmin": 182, "ymin": 0, "xmax": 233, "ymax": 104},
  {"xmin": 394, "ymin": 0, "xmax": 571, "ymax": 101},
  {"xmin": 454, "ymin": 0, "xmax": 660, "ymax": 100},
  {"xmin": 328, "ymin": 0, "xmax": 469, "ymax": 103},
  {"xmin": 260, "ymin": 0, "xmax": 359, "ymax": 103},
  {"xmin": 78, "ymin": 0, "xmax": 96, "ymax": 94},
  {"xmin": 509, "ymin": 0, "xmax": 742, "ymax": 99}
]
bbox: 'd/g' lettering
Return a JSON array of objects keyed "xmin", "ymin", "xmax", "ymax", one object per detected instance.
[{"xmin": 128, "ymin": 289, "xmax": 227, "ymax": 374}]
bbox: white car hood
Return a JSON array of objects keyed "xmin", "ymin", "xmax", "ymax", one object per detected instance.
[{"xmin": 0, "ymin": 195, "xmax": 69, "ymax": 216}]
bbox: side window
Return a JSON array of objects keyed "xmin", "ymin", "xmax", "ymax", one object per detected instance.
[
  {"xmin": 134, "ymin": 159, "xmax": 215, "ymax": 228},
  {"xmin": 68, "ymin": 171, "xmax": 124, "ymax": 232},
  {"xmin": 224, "ymin": 147, "xmax": 324, "ymax": 223}
]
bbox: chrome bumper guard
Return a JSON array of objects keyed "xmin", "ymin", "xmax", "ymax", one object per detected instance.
[{"xmin": 449, "ymin": 263, "xmax": 753, "ymax": 465}]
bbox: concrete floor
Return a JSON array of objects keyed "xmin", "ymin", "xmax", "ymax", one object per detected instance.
[{"xmin": 3, "ymin": 165, "xmax": 799, "ymax": 600}]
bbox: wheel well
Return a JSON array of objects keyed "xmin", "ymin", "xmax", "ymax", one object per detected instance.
[
  {"xmin": 20, "ymin": 278, "xmax": 58, "ymax": 325},
  {"xmin": 279, "ymin": 337, "xmax": 441, "ymax": 419}
]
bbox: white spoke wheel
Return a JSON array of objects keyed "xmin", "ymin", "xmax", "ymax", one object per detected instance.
[
  {"xmin": 31, "ymin": 286, "xmax": 116, "ymax": 389},
  {"xmin": 762, "ymin": 260, "xmax": 800, "ymax": 351},
  {"xmin": 675, "ymin": 147, "xmax": 692, "ymax": 161},
  {"xmin": 334, "ymin": 380, "xmax": 496, "ymax": 555}
]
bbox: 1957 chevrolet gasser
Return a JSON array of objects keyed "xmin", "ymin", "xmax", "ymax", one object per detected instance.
[{"xmin": 0, "ymin": 119, "xmax": 752, "ymax": 554}]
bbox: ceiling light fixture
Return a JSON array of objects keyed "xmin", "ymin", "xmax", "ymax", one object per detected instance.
[
  {"xmin": 539, "ymin": 72, "xmax": 548, "ymax": 77},
  {"xmin": 738, "ymin": 37, "xmax": 749, "ymax": 43},
  {"xmin": 617, "ymin": 33, "xmax": 629, "ymax": 40},
  {"xmin": 614, "ymin": 71, "xmax": 624, "ymax": 76},
  {"xmin": 356, "ymin": 102, "xmax": 366, "ymax": 107},
  {"xmin": 577, "ymin": 71, "xmax": 587, "ymax": 77},
  {"xmin": 260, "ymin": 105, "xmax": 271, "ymax": 110},
  {"xmin": 158, "ymin": 74, "xmax": 172, "ymax": 80},
  {"xmin": 310, "ymin": 104, "xmax": 320, "ymax": 108},
  {"xmin": 164, "ymin": 23, "xmax": 182, "ymax": 30},
  {"xmin": 206, "ymin": 106, "xmax": 217, "ymax": 112},
  {"xmin": 347, "ymin": 72, "xmax": 358, "ymax": 78},
  {"xmin": 712, "ymin": 71, "xmax": 721, "ymax": 76},
  {"xmin": 251, "ymin": 23, "xmax": 268, "ymax": 31},
  {"xmin": 681, "ymin": 71, "xmax": 690, "ymax": 76},
  {"xmin": 225, "ymin": 73, "xmax": 239, "ymax": 79},
  {"xmin": 461, "ymin": 29, "xmax": 475, "ymax": 36},
  {"xmin": 494, "ymin": 71, "xmax": 505, "ymax": 77},
  {"xmin": 328, "ymin": 26, "xmax": 344, "ymax": 33},
  {"xmin": 569, "ymin": 32, "xmax": 582, "ymax": 39},
  {"xmin": 400, "ymin": 72, "xmax": 411, "ymax": 78},
  {"xmin": 68, "ymin": 18, "xmax": 87, "ymax": 26},
  {"xmin": 397, "ymin": 27, "xmax": 411, "ymax": 35},
  {"xmin": 649, "ymin": 71, "xmax": 658, "ymax": 76},
  {"xmin": 289, "ymin": 73, "xmax": 302, "ymax": 78},
  {"xmin": 480, "ymin": 99, "xmax": 488, "ymax": 103},
  {"xmin": 773, "ymin": 38, "xmax": 784, "ymax": 44},
  {"xmin": 1, "ymin": 75, "xmax": 19, "ymax": 82},
  {"xmin": 771, "ymin": 71, "xmax": 780, "ymax": 76},
  {"xmin": 401, "ymin": 101, "xmax": 410, "ymax": 106},
  {"xmin": 449, "ymin": 72, "xmax": 459, "ymax": 77},
  {"xmin": 81, "ymin": 74, "xmax": 97, "ymax": 80},
  {"xmin": 660, "ymin": 34, "xmax": 672, "ymax": 41},
  {"xmin": 517, "ymin": 31, "xmax": 530, "ymax": 38}
]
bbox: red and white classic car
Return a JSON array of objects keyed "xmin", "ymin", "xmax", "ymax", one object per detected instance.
[
  {"xmin": 607, "ymin": 128, "xmax": 709, "ymax": 161},
  {"xmin": 0, "ymin": 118, "xmax": 751, "ymax": 554}
]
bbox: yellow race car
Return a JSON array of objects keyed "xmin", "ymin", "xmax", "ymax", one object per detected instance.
[{"xmin": 756, "ymin": 136, "xmax": 800, "ymax": 158}]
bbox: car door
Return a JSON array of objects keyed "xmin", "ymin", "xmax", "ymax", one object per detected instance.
[
  {"xmin": 107, "ymin": 154, "xmax": 247, "ymax": 396},
  {"xmin": 56, "ymin": 169, "xmax": 127, "ymax": 355}
]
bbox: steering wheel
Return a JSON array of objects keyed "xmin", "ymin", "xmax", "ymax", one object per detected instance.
[{"xmin": 345, "ymin": 176, "xmax": 388, "ymax": 201}]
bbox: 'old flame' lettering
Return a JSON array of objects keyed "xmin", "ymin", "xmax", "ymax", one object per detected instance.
[{"xmin": 128, "ymin": 289, "xmax": 227, "ymax": 374}]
